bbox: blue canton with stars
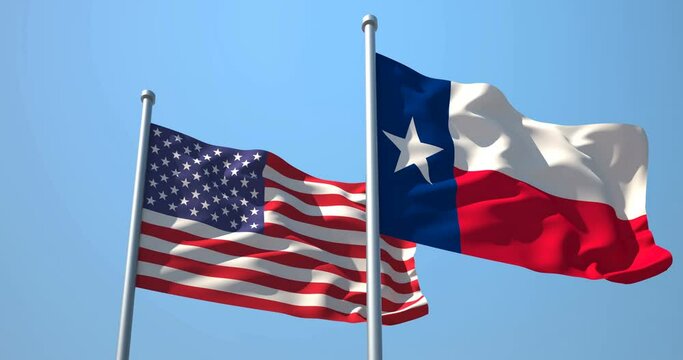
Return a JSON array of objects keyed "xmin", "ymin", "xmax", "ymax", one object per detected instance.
[{"xmin": 142, "ymin": 124, "xmax": 267, "ymax": 233}]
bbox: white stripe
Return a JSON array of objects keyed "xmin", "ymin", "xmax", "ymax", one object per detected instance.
[
  {"xmin": 139, "ymin": 261, "xmax": 366, "ymax": 316},
  {"xmin": 449, "ymin": 82, "xmax": 648, "ymax": 220},
  {"xmin": 265, "ymin": 187, "xmax": 366, "ymax": 222},
  {"xmin": 264, "ymin": 211, "xmax": 415, "ymax": 261},
  {"xmin": 143, "ymin": 209, "xmax": 368, "ymax": 266},
  {"xmin": 139, "ymin": 262, "xmax": 426, "ymax": 317},
  {"xmin": 383, "ymin": 295, "xmax": 428, "ymax": 318},
  {"xmin": 142, "ymin": 209, "xmax": 417, "ymax": 281},
  {"xmin": 263, "ymin": 165, "xmax": 366, "ymax": 204},
  {"xmin": 140, "ymin": 234, "xmax": 422, "ymax": 302},
  {"xmin": 142, "ymin": 209, "xmax": 415, "ymax": 261}
]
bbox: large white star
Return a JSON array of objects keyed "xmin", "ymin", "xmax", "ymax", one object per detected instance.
[{"xmin": 383, "ymin": 118, "xmax": 443, "ymax": 184}]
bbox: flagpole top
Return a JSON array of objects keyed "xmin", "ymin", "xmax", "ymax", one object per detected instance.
[
  {"xmin": 141, "ymin": 90, "xmax": 156, "ymax": 105},
  {"xmin": 361, "ymin": 14, "xmax": 378, "ymax": 32}
]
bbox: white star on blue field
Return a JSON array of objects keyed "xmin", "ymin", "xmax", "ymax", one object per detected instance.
[{"xmin": 383, "ymin": 117, "xmax": 443, "ymax": 184}]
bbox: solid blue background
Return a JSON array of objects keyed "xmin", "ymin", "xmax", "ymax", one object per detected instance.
[{"xmin": 1, "ymin": 1, "xmax": 681, "ymax": 359}]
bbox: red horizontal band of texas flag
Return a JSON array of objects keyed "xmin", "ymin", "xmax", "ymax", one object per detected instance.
[{"xmin": 455, "ymin": 169, "xmax": 671, "ymax": 284}]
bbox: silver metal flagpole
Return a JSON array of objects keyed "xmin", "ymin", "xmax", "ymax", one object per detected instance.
[
  {"xmin": 362, "ymin": 14, "xmax": 382, "ymax": 360},
  {"xmin": 116, "ymin": 89, "xmax": 156, "ymax": 360}
]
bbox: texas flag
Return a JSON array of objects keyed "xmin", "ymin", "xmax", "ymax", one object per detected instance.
[{"xmin": 376, "ymin": 54, "xmax": 672, "ymax": 284}]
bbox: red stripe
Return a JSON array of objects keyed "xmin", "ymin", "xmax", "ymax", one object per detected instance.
[
  {"xmin": 137, "ymin": 275, "xmax": 365, "ymax": 323},
  {"xmin": 380, "ymin": 234, "xmax": 416, "ymax": 250},
  {"xmin": 264, "ymin": 178, "xmax": 366, "ymax": 211},
  {"xmin": 381, "ymin": 301, "xmax": 429, "ymax": 326},
  {"xmin": 141, "ymin": 222, "xmax": 421, "ymax": 294},
  {"xmin": 265, "ymin": 201, "xmax": 366, "ymax": 231},
  {"xmin": 455, "ymin": 168, "xmax": 673, "ymax": 284},
  {"xmin": 264, "ymin": 202, "xmax": 417, "ymax": 272},
  {"xmin": 263, "ymin": 223, "xmax": 365, "ymax": 259},
  {"xmin": 263, "ymin": 181, "xmax": 415, "ymax": 253},
  {"xmin": 266, "ymin": 153, "xmax": 365, "ymax": 194},
  {"xmin": 141, "ymin": 222, "xmax": 363, "ymax": 282},
  {"xmin": 264, "ymin": 223, "xmax": 416, "ymax": 274},
  {"xmin": 263, "ymin": 222, "xmax": 366, "ymax": 257},
  {"xmin": 137, "ymin": 275, "xmax": 427, "ymax": 325},
  {"xmin": 138, "ymin": 248, "xmax": 417, "ymax": 312}
]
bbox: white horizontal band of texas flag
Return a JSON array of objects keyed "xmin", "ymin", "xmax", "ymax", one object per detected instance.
[
  {"xmin": 376, "ymin": 54, "xmax": 672, "ymax": 283},
  {"xmin": 138, "ymin": 124, "xmax": 428, "ymax": 325}
]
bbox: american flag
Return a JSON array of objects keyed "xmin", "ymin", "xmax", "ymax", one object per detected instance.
[{"xmin": 137, "ymin": 124, "xmax": 428, "ymax": 324}]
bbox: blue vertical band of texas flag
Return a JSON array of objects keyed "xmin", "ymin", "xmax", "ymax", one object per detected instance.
[{"xmin": 376, "ymin": 54, "xmax": 461, "ymax": 252}]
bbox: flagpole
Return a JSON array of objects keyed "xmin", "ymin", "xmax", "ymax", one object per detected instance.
[
  {"xmin": 116, "ymin": 89, "xmax": 156, "ymax": 360},
  {"xmin": 362, "ymin": 14, "xmax": 382, "ymax": 360}
]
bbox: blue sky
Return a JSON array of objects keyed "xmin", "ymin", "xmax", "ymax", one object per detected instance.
[{"xmin": 1, "ymin": 1, "xmax": 681, "ymax": 359}]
